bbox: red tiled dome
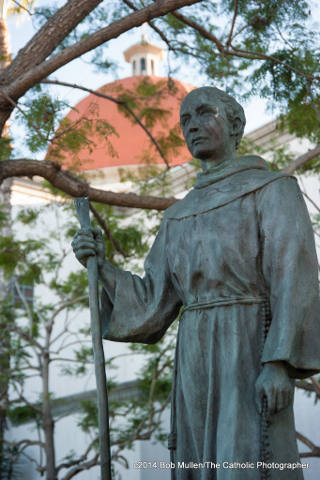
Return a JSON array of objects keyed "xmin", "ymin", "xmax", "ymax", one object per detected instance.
[{"xmin": 52, "ymin": 76, "xmax": 194, "ymax": 172}]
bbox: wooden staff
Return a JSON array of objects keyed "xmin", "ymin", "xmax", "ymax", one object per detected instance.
[{"xmin": 74, "ymin": 197, "xmax": 112, "ymax": 480}]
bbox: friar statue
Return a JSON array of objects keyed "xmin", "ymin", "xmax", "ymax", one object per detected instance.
[{"xmin": 72, "ymin": 87, "xmax": 320, "ymax": 479}]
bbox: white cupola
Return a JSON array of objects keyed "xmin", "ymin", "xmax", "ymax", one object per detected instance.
[{"xmin": 123, "ymin": 34, "xmax": 164, "ymax": 76}]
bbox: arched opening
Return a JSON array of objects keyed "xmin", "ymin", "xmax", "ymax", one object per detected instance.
[{"xmin": 140, "ymin": 57, "xmax": 146, "ymax": 74}]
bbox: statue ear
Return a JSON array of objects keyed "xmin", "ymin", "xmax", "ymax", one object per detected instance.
[{"xmin": 231, "ymin": 117, "xmax": 242, "ymax": 136}]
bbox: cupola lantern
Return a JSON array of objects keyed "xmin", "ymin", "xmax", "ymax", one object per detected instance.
[{"xmin": 123, "ymin": 34, "xmax": 164, "ymax": 76}]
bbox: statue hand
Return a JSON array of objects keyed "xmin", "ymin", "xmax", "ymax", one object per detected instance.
[
  {"xmin": 255, "ymin": 361, "xmax": 294, "ymax": 417},
  {"xmin": 71, "ymin": 227, "xmax": 105, "ymax": 267}
]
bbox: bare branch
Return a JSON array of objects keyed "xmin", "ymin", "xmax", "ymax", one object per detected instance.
[
  {"xmin": 11, "ymin": 390, "xmax": 42, "ymax": 415},
  {"xmin": 172, "ymin": 11, "xmax": 225, "ymax": 53},
  {"xmin": 295, "ymin": 380, "xmax": 315, "ymax": 392},
  {"xmin": 310, "ymin": 376, "xmax": 320, "ymax": 398},
  {"xmin": 89, "ymin": 202, "xmax": 128, "ymax": 258},
  {"xmin": 50, "ymin": 357, "xmax": 94, "ymax": 364},
  {"xmin": 282, "ymin": 146, "xmax": 320, "ymax": 174},
  {"xmin": 41, "ymin": 78, "xmax": 170, "ymax": 168},
  {"xmin": 296, "ymin": 431, "xmax": 320, "ymax": 457},
  {"xmin": 13, "ymin": 278, "xmax": 34, "ymax": 335},
  {"xmin": 3, "ymin": 440, "xmax": 44, "ymax": 468},
  {"xmin": 0, "ymin": 159, "xmax": 178, "ymax": 210},
  {"xmin": 57, "ymin": 438, "xmax": 97, "ymax": 472},
  {"xmin": 47, "ymin": 295, "xmax": 87, "ymax": 336},
  {"xmin": 226, "ymin": 0, "xmax": 238, "ymax": 47},
  {"xmin": 11, "ymin": 1, "xmax": 34, "ymax": 16},
  {"xmin": 61, "ymin": 452, "xmax": 100, "ymax": 480},
  {"xmin": 4, "ymin": 438, "xmax": 45, "ymax": 450},
  {"xmin": 122, "ymin": 0, "xmax": 174, "ymax": 51},
  {"xmin": 301, "ymin": 190, "xmax": 320, "ymax": 213},
  {"xmin": 9, "ymin": 323, "xmax": 43, "ymax": 352}
]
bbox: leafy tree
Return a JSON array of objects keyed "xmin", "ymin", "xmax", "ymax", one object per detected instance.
[
  {"xmin": 1, "ymin": 201, "xmax": 177, "ymax": 479},
  {"xmin": 0, "ymin": 0, "xmax": 318, "ymax": 208}
]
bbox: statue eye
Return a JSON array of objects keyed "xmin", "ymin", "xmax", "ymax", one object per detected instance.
[{"xmin": 181, "ymin": 116, "xmax": 190, "ymax": 127}]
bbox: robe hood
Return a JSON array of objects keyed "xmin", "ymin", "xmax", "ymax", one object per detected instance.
[{"xmin": 166, "ymin": 155, "xmax": 294, "ymax": 219}]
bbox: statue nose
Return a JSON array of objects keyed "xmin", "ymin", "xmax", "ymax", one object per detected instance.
[{"xmin": 189, "ymin": 121, "xmax": 199, "ymax": 133}]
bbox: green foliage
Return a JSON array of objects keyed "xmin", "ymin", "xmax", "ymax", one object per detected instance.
[
  {"xmin": 8, "ymin": 404, "xmax": 41, "ymax": 426},
  {"xmin": 0, "ymin": 235, "xmax": 43, "ymax": 280},
  {"xmin": 158, "ymin": 0, "xmax": 320, "ymax": 142},
  {"xmin": 0, "ymin": 136, "xmax": 11, "ymax": 161},
  {"xmin": 16, "ymin": 93, "xmax": 70, "ymax": 153},
  {"xmin": 15, "ymin": 208, "xmax": 40, "ymax": 225},
  {"xmin": 0, "ymin": 196, "xmax": 177, "ymax": 475},
  {"xmin": 0, "ymin": 206, "xmax": 9, "ymax": 227},
  {"xmin": 77, "ymin": 399, "xmax": 99, "ymax": 433}
]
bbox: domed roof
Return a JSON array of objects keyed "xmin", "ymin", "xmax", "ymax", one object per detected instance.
[{"xmin": 51, "ymin": 75, "xmax": 194, "ymax": 174}]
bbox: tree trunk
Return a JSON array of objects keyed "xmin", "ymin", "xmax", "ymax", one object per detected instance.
[
  {"xmin": 0, "ymin": 13, "xmax": 12, "ymax": 471},
  {"xmin": 0, "ymin": 178, "xmax": 12, "ymax": 471},
  {"xmin": 0, "ymin": 18, "xmax": 10, "ymax": 68},
  {"xmin": 42, "ymin": 351, "xmax": 57, "ymax": 480},
  {"xmin": 0, "ymin": 17, "xmax": 11, "ymax": 137}
]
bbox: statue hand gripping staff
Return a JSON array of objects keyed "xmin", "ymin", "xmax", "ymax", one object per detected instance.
[{"xmin": 74, "ymin": 197, "xmax": 112, "ymax": 480}]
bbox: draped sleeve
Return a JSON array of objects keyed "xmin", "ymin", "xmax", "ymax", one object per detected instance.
[
  {"xmin": 99, "ymin": 218, "xmax": 182, "ymax": 344},
  {"xmin": 257, "ymin": 176, "xmax": 320, "ymax": 378}
]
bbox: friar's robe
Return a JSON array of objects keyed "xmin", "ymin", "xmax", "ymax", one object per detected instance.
[{"xmin": 100, "ymin": 156, "xmax": 320, "ymax": 479}]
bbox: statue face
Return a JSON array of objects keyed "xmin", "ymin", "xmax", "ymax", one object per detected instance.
[{"xmin": 180, "ymin": 91, "xmax": 233, "ymax": 161}]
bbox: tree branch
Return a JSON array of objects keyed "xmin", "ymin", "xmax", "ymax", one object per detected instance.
[
  {"xmin": 0, "ymin": 159, "xmax": 177, "ymax": 210},
  {"xmin": 121, "ymin": 0, "xmax": 175, "ymax": 51},
  {"xmin": 171, "ymin": 12, "xmax": 319, "ymax": 82},
  {"xmin": 230, "ymin": 45, "xmax": 318, "ymax": 81},
  {"xmin": 57, "ymin": 438, "xmax": 97, "ymax": 472},
  {"xmin": 0, "ymin": 89, "xmax": 49, "ymax": 144},
  {"xmin": 13, "ymin": 278, "xmax": 34, "ymax": 336},
  {"xmin": 171, "ymin": 11, "xmax": 225, "ymax": 53},
  {"xmin": 282, "ymin": 145, "xmax": 320, "ymax": 174},
  {"xmin": 4, "ymin": 438, "xmax": 45, "ymax": 450},
  {"xmin": 295, "ymin": 379, "xmax": 316, "ymax": 393},
  {"xmin": 41, "ymin": 78, "xmax": 170, "ymax": 168},
  {"xmin": 89, "ymin": 202, "xmax": 129, "ymax": 258},
  {"xmin": 4, "ymin": 0, "xmax": 201, "ymax": 101},
  {"xmin": 47, "ymin": 295, "xmax": 88, "ymax": 336},
  {"xmin": 301, "ymin": 190, "xmax": 320, "ymax": 213},
  {"xmin": 226, "ymin": 0, "xmax": 238, "ymax": 47},
  {"xmin": 61, "ymin": 452, "xmax": 100, "ymax": 480},
  {"xmin": 9, "ymin": 323, "xmax": 43, "ymax": 352},
  {"xmin": 296, "ymin": 431, "xmax": 320, "ymax": 457},
  {"xmin": 1, "ymin": 0, "xmax": 104, "ymax": 84},
  {"xmin": 11, "ymin": 1, "xmax": 34, "ymax": 16},
  {"xmin": 310, "ymin": 376, "xmax": 320, "ymax": 398}
]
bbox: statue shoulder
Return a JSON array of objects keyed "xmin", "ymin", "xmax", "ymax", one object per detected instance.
[{"xmin": 164, "ymin": 190, "xmax": 195, "ymax": 220}]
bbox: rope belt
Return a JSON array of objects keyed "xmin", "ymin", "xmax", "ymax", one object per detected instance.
[{"xmin": 182, "ymin": 295, "xmax": 266, "ymax": 313}]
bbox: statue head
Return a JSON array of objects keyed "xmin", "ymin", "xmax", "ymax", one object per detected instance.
[{"xmin": 180, "ymin": 87, "xmax": 246, "ymax": 163}]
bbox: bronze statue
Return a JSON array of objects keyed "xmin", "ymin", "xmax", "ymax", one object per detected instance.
[{"xmin": 72, "ymin": 87, "xmax": 320, "ymax": 479}]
